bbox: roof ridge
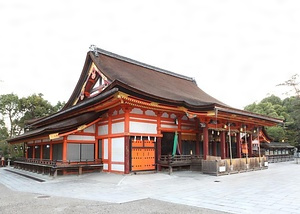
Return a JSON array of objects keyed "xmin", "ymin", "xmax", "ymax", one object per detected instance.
[{"xmin": 89, "ymin": 45, "xmax": 196, "ymax": 82}]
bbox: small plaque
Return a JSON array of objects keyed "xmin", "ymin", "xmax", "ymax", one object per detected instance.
[
  {"xmin": 219, "ymin": 166, "xmax": 226, "ymax": 172},
  {"xmin": 49, "ymin": 133, "xmax": 59, "ymax": 140}
]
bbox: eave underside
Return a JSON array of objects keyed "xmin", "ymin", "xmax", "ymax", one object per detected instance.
[{"xmin": 8, "ymin": 89, "xmax": 282, "ymax": 144}]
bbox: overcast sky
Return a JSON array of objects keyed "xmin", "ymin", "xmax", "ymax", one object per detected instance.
[{"xmin": 1, "ymin": 0, "xmax": 300, "ymax": 110}]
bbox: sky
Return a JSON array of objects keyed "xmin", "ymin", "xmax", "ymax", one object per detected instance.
[{"xmin": 0, "ymin": 0, "xmax": 300, "ymax": 110}]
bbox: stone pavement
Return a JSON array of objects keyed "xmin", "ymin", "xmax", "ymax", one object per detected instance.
[{"xmin": 0, "ymin": 161, "xmax": 300, "ymax": 214}]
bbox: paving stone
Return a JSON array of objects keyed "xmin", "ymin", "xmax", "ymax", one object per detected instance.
[{"xmin": 0, "ymin": 162, "xmax": 300, "ymax": 213}]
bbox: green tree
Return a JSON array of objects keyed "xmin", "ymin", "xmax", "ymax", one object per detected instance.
[
  {"xmin": 277, "ymin": 74, "xmax": 300, "ymax": 97},
  {"xmin": 244, "ymin": 95, "xmax": 286, "ymax": 143},
  {"xmin": 245, "ymin": 94, "xmax": 300, "ymax": 146},
  {"xmin": 0, "ymin": 93, "xmax": 23, "ymax": 137},
  {"xmin": 0, "ymin": 93, "xmax": 65, "ymax": 159},
  {"xmin": 0, "ymin": 118, "xmax": 9, "ymax": 157},
  {"xmin": 19, "ymin": 93, "xmax": 60, "ymax": 131}
]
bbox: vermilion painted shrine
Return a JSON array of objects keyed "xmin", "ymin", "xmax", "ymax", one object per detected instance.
[{"xmin": 8, "ymin": 46, "xmax": 283, "ymax": 175}]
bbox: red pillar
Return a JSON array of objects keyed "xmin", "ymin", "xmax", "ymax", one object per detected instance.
[
  {"xmin": 236, "ymin": 133, "xmax": 241, "ymax": 158},
  {"xmin": 124, "ymin": 107, "xmax": 130, "ymax": 174},
  {"xmin": 195, "ymin": 133, "xmax": 200, "ymax": 156},
  {"xmin": 124, "ymin": 107, "xmax": 130, "ymax": 134},
  {"xmin": 124, "ymin": 136, "xmax": 130, "ymax": 174},
  {"xmin": 248, "ymin": 134, "xmax": 253, "ymax": 157},
  {"xmin": 32, "ymin": 143, "xmax": 36, "ymax": 159},
  {"xmin": 49, "ymin": 143, "xmax": 53, "ymax": 160},
  {"xmin": 40, "ymin": 145, "xmax": 43, "ymax": 160},
  {"xmin": 212, "ymin": 141, "xmax": 217, "ymax": 156},
  {"xmin": 95, "ymin": 140, "xmax": 99, "ymax": 160},
  {"xmin": 62, "ymin": 136, "xmax": 67, "ymax": 162},
  {"xmin": 220, "ymin": 131, "xmax": 226, "ymax": 159},
  {"xmin": 203, "ymin": 126, "xmax": 209, "ymax": 160},
  {"xmin": 95, "ymin": 124, "xmax": 99, "ymax": 161},
  {"xmin": 156, "ymin": 137, "xmax": 162, "ymax": 171},
  {"xmin": 25, "ymin": 143, "xmax": 28, "ymax": 159}
]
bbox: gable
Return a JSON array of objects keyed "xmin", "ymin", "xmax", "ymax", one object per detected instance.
[{"xmin": 73, "ymin": 62, "xmax": 111, "ymax": 106}]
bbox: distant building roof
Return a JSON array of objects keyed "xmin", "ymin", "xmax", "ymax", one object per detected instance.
[{"xmin": 261, "ymin": 142, "xmax": 294, "ymax": 149}]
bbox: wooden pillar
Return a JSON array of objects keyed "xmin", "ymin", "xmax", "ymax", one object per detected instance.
[
  {"xmin": 236, "ymin": 133, "xmax": 241, "ymax": 158},
  {"xmin": 108, "ymin": 113, "xmax": 112, "ymax": 172},
  {"xmin": 49, "ymin": 143, "xmax": 53, "ymax": 160},
  {"xmin": 40, "ymin": 144, "xmax": 43, "ymax": 160},
  {"xmin": 195, "ymin": 119, "xmax": 200, "ymax": 156},
  {"xmin": 157, "ymin": 137, "xmax": 162, "ymax": 171},
  {"xmin": 203, "ymin": 126, "xmax": 209, "ymax": 160},
  {"xmin": 124, "ymin": 136, "xmax": 130, "ymax": 174},
  {"xmin": 156, "ymin": 112, "xmax": 162, "ymax": 171},
  {"xmin": 225, "ymin": 135, "xmax": 228, "ymax": 158},
  {"xmin": 124, "ymin": 107, "xmax": 130, "ymax": 174},
  {"xmin": 25, "ymin": 143, "xmax": 28, "ymax": 159},
  {"xmin": 248, "ymin": 134, "xmax": 253, "ymax": 157},
  {"xmin": 212, "ymin": 141, "xmax": 217, "ymax": 156},
  {"xmin": 95, "ymin": 140, "xmax": 99, "ymax": 160},
  {"xmin": 220, "ymin": 131, "xmax": 226, "ymax": 159},
  {"xmin": 177, "ymin": 116, "xmax": 182, "ymax": 154},
  {"xmin": 32, "ymin": 142, "xmax": 35, "ymax": 159},
  {"xmin": 62, "ymin": 136, "xmax": 67, "ymax": 162},
  {"xmin": 95, "ymin": 124, "xmax": 99, "ymax": 161},
  {"xmin": 124, "ymin": 107, "xmax": 130, "ymax": 134},
  {"xmin": 195, "ymin": 133, "xmax": 200, "ymax": 156}
]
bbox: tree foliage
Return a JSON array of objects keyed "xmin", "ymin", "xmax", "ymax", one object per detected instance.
[
  {"xmin": 0, "ymin": 93, "xmax": 23, "ymax": 137},
  {"xmin": 245, "ymin": 94, "xmax": 300, "ymax": 146},
  {"xmin": 0, "ymin": 93, "xmax": 64, "ymax": 158},
  {"xmin": 277, "ymin": 74, "xmax": 300, "ymax": 97}
]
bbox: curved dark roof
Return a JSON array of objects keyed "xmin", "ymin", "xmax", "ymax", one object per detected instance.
[
  {"xmin": 261, "ymin": 142, "xmax": 294, "ymax": 149},
  {"xmin": 91, "ymin": 50, "xmax": 228, "ymax": 108},
  {"xmin": 7, "ymin": 111, "xmax": 102, "ymax": 143},
  {"xmin": 65, "ymin": 48, "xmax": 228, "ymax": 110}
]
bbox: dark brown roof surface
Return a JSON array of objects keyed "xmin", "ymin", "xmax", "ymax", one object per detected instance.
[
  {"xmin": 90, "ymin": 48, "xmax": 228, "ymax": 108},
  {"xmin": 261, "ymin": 142, "xmax": 294, "ymax": 149},
  {"xmin": 64, "ymin": 48, "xmax": 228, "ymax": 110},
  {"xmin": 7, "ymin": 112, "xmax": 102, "ymax": 143}
]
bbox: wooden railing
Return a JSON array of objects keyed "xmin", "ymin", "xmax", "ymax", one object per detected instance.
[
  {"xmin": 266, "ymin": 155, "xmax": 294, "ymax": 163},
  {"xmin": 158, "ymin": 155, "xmax": 203, "ymax": 174},
  {"xmin": 202, "ymin": 156, "xmax": 268, "ymax": 176},
  {"xmin": 13, "ymin": 158, "xmax": 103, "ymax": 176}
]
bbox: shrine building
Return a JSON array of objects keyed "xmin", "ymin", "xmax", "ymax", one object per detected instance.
[{"xmin": 8, "ymin": 46, "xmax": 283, "ymax": 175}]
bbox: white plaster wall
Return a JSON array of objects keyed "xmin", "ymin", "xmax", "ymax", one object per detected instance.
[
  {"xmin": 98, "ymin": 124, "xmax": 108, "ymax": 135},
  {"xmin": 103, "ymin": 163, "xmax": 108, "ymax": 170},
  {"xmin": 103, "ymin": 139, "xmax": 108, "ymax": 159},
  {"xmin": 161, "ymin": 112, "xmax": 169, "ymax": 118},
  {"xmin": 67, "ymin": 135, "xmax": 95, "ymax": 141},
  {"xmin": 84, "ymin": 125, "xmax": 95, "ymax": 133},
  {"xmin": 130, "ymin": 108, "xmax": 143, "ymax": 114},
  {"xmin": 111, "ymin": 164, "xmax": 124, "ymax": 172},
  {"xmin": 129, "ymin": 121, "xmax": 157, "ymax": 134},
  {"xmin": 112, "ymin": 122, "xmax": 124, "ymax": 134},
  {"xmin": 145, "ymin": 110, "xmax": 156, "ymax": 116},
  {"xmin": 111, "ymin": 137, "xmax": 124, "ymax": 162}
]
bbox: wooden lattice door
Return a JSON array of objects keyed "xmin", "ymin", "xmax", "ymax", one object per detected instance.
[{"xmin": 131, "ymin": 140, "xmax": 155, "ymax": 171}]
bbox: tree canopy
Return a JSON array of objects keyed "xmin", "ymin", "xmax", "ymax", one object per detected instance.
[
  {"xmin": 244, "ymin": 74, "xmax": 300, "ymax": 146},
  {"xmin": 0, "ymin": 93, "xmax": 64, "ymax": 158}
]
